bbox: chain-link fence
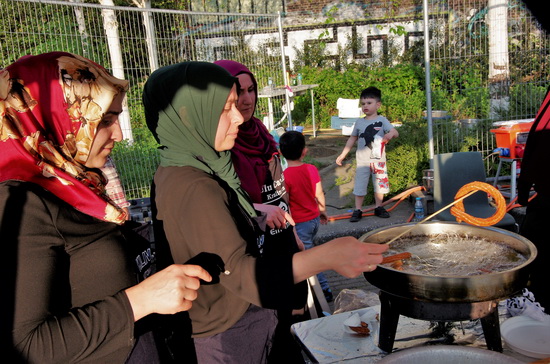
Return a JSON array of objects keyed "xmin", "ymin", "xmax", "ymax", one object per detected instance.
[
  {"xmin": 425, "ymin": 0, "xmax": 548, "ymax": 176},
  {"xmin": 1, "ymin": 0, "xmax": 549, "ymax": 199},
  {"xmin": 1, "ymin": 0, "xmax": 287, "ymax": 199}
]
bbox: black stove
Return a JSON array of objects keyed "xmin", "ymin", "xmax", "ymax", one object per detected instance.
[{"xmin": 378, "ymin": 291, "xmax": 502, "ymax": 353}]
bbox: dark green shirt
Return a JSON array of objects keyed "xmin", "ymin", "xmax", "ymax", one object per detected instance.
[{"xmin": 2, "ymin": 181, "xmax": 137, "ymax": 363}]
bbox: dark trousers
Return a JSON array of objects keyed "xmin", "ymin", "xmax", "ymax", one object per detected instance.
[
  {"xmin": 520, "ymin": 195, "xmax": 550, "ymax": 311},
  {"xmin": 194, "ymin": 304, "xmax": 278, "ymax": 364}
]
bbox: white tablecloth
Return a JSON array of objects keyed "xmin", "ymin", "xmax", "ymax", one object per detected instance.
[{"xmin": 291, "ymin": 303, "xmax": 537, "ymax": 363}]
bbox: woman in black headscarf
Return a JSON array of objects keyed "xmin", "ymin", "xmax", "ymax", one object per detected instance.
[{"xmin": 144, "ymin": 61, "xmax": 388, "ymax": 363}]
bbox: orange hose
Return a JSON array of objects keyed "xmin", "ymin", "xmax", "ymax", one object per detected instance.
[
  {"xmin": 507, "ymin": 191, "xmax": 537, "ymax": 212},
  {"xmin": 506, "ymin": 196, "xmax": 518, "ymax": 212},
  {"xmin": 327, "ymin": 185, "xmax": 424, "ymax": 221}
]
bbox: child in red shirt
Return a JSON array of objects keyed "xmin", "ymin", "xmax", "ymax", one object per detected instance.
[{"xmin": 279, "ymin": 131, "xmax": 332, "ymax": 301}]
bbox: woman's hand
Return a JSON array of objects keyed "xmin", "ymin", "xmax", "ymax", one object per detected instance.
[
  {"xmin": 292, "ymin": 236, "xmax": 388, "ymax": 283},
  {"xmin": 293, "ymin": 228, "xmax": 305, "ymax": 251},
  {"xmin": 253, "ymin": 203, "xmax": 295, "ymax": 229},
  {"xmin": 324, "ymin": 237, "xmax": 388, "ymax": 277},
  {"xmin": 125, "ymin": 264, "xmax": 212, "ymax": 321}
]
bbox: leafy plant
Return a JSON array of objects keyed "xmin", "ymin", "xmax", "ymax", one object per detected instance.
[
  {"xmin": 386, "ymin": 120, "xmax": 430, "ymax": 195},
  {"xmin": 290, "ymin": 62, "xmax": 426, "ymax": 130},
  {"xmin": 111, "ymin": 140, "xmax": 160, "ymax": 199}
]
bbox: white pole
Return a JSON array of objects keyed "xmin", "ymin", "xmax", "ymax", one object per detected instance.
[
  {"xmin": 488, "ymin": 0, "xmax": 510, "ymax": 118},
  {"xmin": 99, "ymin": 0, "xmax": 133, "ymax": 143},
  {"xmin": 277, "ymin": 12, "xmax": 292, "ymax": 128},
  {"xmin": 141, "ymin": 0, "xmax": 159, "ymax": 72},
  {"xmin": 311, "ymin": 89, "xmax": 316, "ymax": 137},
  {"xmin": 423, "ymin": 0, "xmax": 434, "ymax": 168}
]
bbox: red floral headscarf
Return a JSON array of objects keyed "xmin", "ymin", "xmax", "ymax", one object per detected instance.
[{"xmin": 0, "ymin": 52, "xmax": 129, "ymax": 224}]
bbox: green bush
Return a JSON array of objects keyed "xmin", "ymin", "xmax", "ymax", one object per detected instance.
[
  {"xmin": 292, "ymin": 64, "xmax": 426, "ymax": 129},
  {"xmin": 111, "ymin": 140, "xmax": 159, "ymax": 200},
  {"xmin": 386, "ymin": 120, "xmax": 430, "ymax": 195},
  {"xmin": 507, "ymin": 83, "xmax": 548, "ymax": 118},
  {"xmin": 430, "ymin": 61, "xmax": 491, "ymax": 120}
]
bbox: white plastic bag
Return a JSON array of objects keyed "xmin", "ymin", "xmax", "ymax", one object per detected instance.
[
  {"xmin": 333, "ymin": 289, "xmax": 379, "ymax": 314},
  {"xmin": 370, "ymin": 135, "xmax": 384, "ymax": 159},
  {"xmin": 506, "ymin": 288, "xmax": 550, "ymax": 323}
]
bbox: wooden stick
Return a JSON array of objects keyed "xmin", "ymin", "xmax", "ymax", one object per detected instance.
[{"xmin": 383, "ymin": 189, "xmax": 479, "ymax": 245}]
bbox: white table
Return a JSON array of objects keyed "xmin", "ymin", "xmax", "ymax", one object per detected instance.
[
  {"xmin": 291, "ymin": 303, "xmax": 536, "ymax": 363},
  {"xmin": 258, "ymin": 84, "xmax": 319, "ymax": 136}
]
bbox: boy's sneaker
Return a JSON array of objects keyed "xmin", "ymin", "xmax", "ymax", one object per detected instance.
[
  {"xmin": 374, "ymin": 206, "xmax": 390, "ymax": 218},
  {"xmin": 350, "ymin": 209, "xmax": 362, "ymax": 222}
]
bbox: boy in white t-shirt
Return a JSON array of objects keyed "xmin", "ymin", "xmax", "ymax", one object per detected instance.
[{"xmin": 335, "ymin": 87, "xmax": 399, "ymax": 222}]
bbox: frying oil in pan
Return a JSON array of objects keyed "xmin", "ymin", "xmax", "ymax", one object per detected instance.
[{"xmin": 385, "ymin": 233, "xmax": 527, "ymax": 276}]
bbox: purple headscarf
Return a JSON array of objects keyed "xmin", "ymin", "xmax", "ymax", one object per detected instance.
[{"xmin": 214, "ymin": 60, "xmax": 278, "ymax": 203}]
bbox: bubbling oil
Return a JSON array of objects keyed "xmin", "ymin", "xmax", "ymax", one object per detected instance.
[{"xmin": 384, "ymin": 233, "xmax": 527, "ymax": 276}]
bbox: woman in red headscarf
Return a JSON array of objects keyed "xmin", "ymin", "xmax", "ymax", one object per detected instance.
[{"xmin": 0, "ymin": 52, "xmax": 211, "ymax": 363}]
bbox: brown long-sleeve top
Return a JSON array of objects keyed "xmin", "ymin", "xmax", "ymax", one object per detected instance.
[
  {"xmin": 154, "ymin": 166, "xmax": 301, "ymax": 338},
  {"xmin": 2, "ymin": 181, "xmax": 138, "ymax": 363}
]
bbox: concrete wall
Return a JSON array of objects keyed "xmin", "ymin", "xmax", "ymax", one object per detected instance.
[
  {"xmin": 186, "ymin": 0, "xmax": 428, "ymax": 69},
  {"xmin": 280, "ymin": 19, "xmax": 425, "ymax": 69}
]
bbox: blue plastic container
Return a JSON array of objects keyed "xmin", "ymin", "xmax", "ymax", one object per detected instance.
[{"xmin": 286, "ymin": 126, "xmax": 304, "ymax": 133}]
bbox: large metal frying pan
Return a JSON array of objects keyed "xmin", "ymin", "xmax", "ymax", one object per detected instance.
[{"xmin": 360, "ymin": 222, "xmax": 537, "ymax": 303}]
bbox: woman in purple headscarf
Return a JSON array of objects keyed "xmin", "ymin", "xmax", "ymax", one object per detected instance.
[{"xmin": 214, "ymin": 60, "xmax": 295, "ymax": 228}]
